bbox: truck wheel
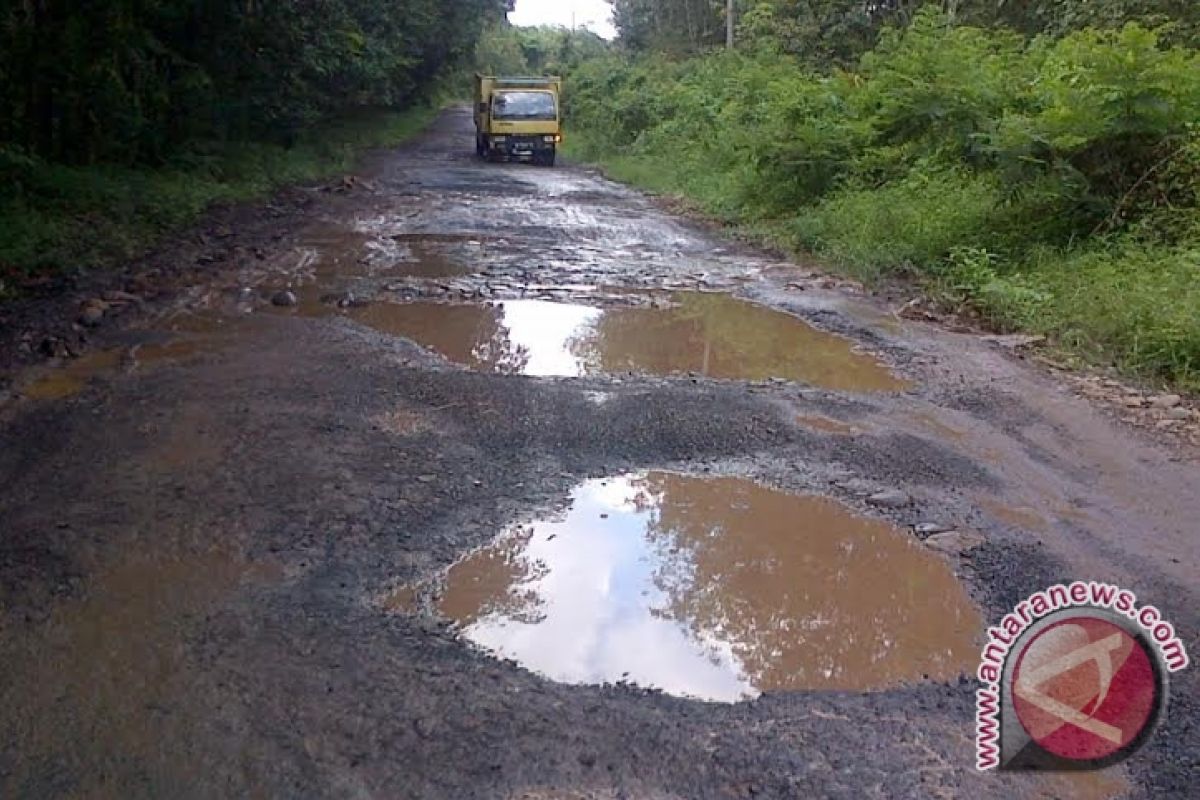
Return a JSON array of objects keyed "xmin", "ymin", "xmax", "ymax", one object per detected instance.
[{"xmin": 538, "ymin": 149, "xmax": 556, "ymax": 167}]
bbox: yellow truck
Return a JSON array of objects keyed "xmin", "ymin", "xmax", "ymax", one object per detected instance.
[{"xmin": 474, "ymin": 74, "xmax": 563, "ymax": 166}]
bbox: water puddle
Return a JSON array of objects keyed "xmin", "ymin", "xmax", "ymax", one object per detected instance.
[
  {"xmin": 0, "ymin": 550, "xmax": 280, "ymax": 784},
  {"xmin": 18, "ymin": 314, "xmax": 248, "ymax": 401},
  {"xmin": 20, "ymin": 350, "xmax": 124, "ymax": 400},
  {"xmin": 391, "ymin": 472, "xmax": 981, "ymax": 701},
  {"xmin": 270, "ymin": 223, "xmax": 476, "ymax": 285},
  {"xmin": 352, "ymin": 293, "xmax": 908, "ymax": 390}
]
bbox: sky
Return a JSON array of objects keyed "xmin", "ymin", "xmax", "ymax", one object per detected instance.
[{"xmin": 509, "ymin": 0, "xmax": 617, "ymax": 39}]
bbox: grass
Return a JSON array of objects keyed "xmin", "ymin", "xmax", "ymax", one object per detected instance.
[{"xmin": 0, "ymin": 105, "xmax": 439, "ymax": 299}]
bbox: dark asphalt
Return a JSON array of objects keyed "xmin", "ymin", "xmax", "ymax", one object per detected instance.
[{"xmin": 1, "ymin": 107, "xmax": 1196, "ymax": 799}]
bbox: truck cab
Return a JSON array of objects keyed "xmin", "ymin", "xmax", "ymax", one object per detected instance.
[{"xmin": 474, "ymin": 75, "xmax": 563, "ymax": 166}]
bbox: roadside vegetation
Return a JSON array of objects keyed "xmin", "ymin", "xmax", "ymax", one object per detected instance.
[
  {"xmin": 565, "ymin": 1, "xmax": 1200, "ymax": 390},
  {"xmin": 0, "ymin": 0, "xmax": 511, "ymax": 298}
]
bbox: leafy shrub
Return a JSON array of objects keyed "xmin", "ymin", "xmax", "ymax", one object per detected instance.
[
  {"xmin": 566, "ymin": 8, "xmax": 1200, "ymax": 387},
  {"xmin": 789, "ymin": 166, "xmax": 1007, "ymax": 278}
]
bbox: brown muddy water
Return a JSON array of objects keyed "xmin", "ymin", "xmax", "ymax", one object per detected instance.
[
  {"xmin": 390, "ymin": 472, "xmax": 981, "ymax": 702},
  {"xmin": 353, "ymin": 293, "xmax": 908, "ymax": 390},
  {"xmin": 0, "ymin": 550, "xmax": 281, "ymax": 787},
  {"xmin": 17, "ymin": 313, "xmax": 252, "ymax": 401},
  {"xmin": 17, "ymin": 231, "xmax": 907, "ymax": 399},
  {"xmin": 295, "ymin": 225, "xmax": 477, "ymax": 281}
]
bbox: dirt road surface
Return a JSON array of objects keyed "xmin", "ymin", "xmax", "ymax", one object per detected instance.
[{"xmin": 2, "ymin": 107, "xmax": 1196, "ymax": 799}]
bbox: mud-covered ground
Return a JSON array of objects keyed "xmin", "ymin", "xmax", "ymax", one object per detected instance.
[{"xmin": 1, "ymin": 108, "xmax": 1196, "ymax": 799}]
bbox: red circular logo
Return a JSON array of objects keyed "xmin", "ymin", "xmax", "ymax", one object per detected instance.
[{"xmin": 1012, "ymin": 617, "xmax": 1159, "ymax": 762}]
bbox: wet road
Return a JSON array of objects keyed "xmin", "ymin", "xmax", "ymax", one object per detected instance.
[{"xmin": 1, "ymin": 107, "xmax": 1197, "ymax": 799}]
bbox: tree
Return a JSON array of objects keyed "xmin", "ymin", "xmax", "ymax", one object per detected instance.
[
  {"xmin": 0, "ymin": 0, "xmax": 511, "ymax": 165},
  {"xmin": 610, "ymin": 0, "xmax": 727, "ymax": 53}
]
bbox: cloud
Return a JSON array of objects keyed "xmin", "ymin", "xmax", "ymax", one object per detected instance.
[{"xmin": 509, "ymin": 0, "xmax": 616, "ymax": 39}]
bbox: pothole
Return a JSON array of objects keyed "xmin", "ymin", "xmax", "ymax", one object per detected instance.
[
  {"xmin": 351, "ymin": 292, "xmax": 909, "ymax": 391},
  {"xmin": 17, "ymin": 321, "xmax": 239, "ymax": 401},
  {"xmin": 20, "ymin": 350, "xmax": 124, "ymax": 400},
  {"xmin": 387, "ymin": 472, "xmax": 982, "ymax": 702}
]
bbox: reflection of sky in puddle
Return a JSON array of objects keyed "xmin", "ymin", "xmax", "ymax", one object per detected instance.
[
  {"xmin": 434, "ymin": 472, "xmax": 981, "ymax": 702},
  {"xmin": 494, "ymin": 300, "xmax": 601, "ymax": 377},
  {"xmin": 451, "ymin": 477, "xmax": 752, "ymax": 702},
  {"xmin": 354, "ymin": 293, "xmax": 907, "ymax": 391}
]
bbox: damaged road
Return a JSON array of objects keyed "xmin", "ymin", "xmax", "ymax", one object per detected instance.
[{"xmin": 1, "ymin": 107, "xmax": 1197, "ymax": 799}]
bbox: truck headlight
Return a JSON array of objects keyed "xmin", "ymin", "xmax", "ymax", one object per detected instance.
[
  {"xmin": 491, "ymin": 136, "xmax": 507, "ymax": 143},
  {"xmin": 544, "ymin": 135, "xmax": 556, "ymax": 143}
]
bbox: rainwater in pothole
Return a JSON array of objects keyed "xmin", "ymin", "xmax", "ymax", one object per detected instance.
[
  {"xmin": 290, "ymin": 225, "xmax": 478, "ymax": 282},
  {"xmin": 388, "ymin": 472, "xmax": 981, "ymax": 702},
  {"xmin": 352, "ymin": 293, "xmax": 908, "ymax": 391},
  {"xmin": 18, "ymin": 314, "xmax": 248, "ymax": 401}
]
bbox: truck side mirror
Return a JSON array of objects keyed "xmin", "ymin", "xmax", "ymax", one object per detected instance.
[{"xmin": 478, "ymin": 102, "xmax": 487, "ymax": 114}]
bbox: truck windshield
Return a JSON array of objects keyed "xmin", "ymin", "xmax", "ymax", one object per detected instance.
[{"xmin": 493, "ymin": 91, "xmax": 557, "ymax": 121}]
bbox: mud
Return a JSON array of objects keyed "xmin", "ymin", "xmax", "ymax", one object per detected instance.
[
  {"xmin": 347, "ymin": 292, "xmax": 907, "ymax": 388},
  {"xmin": 795, "ymin": 413, "xmax": 860, "ymax": 436},
  {"xmin": 2, "ymin": 106, "xmax": 1197, "ymax": 799},
  {"xmin": 403, "ymin": 472, "xmax": 981, "ymax": 701},
  {"xmin": 19, "ymin": 349, "xmax": 124, "ymax": 400}
]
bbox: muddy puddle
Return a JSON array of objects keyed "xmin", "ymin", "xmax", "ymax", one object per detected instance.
[
  {"xmin": 352, "ymin": 293, "xmax": 908, "ymax": 390},
  {"xmin": 258, "ymin": 224, "xmax": 475, "ymax": 292},
  {"xmin": 18, "ymin": 313, "xmax": 249, "ymax": 401},
  {"xmin": 20, "ymin": 349, "xmax": 125, "ymax": 400},
  {"xmin": 0, "ymin": 549, "xmax": 280, "ymax": 788},
  {"xmin": 390, "ymin": 472, "xmax": 981, "ymax": 701}
]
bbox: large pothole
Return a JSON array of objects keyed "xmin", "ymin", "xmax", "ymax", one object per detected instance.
[
  {"xmin": 352, "ymin": 292, "xmax": 909, "ymax": 391},
  {"xmin": 388, "ymin": 472, "xmax": 982, "ymax": 702}
]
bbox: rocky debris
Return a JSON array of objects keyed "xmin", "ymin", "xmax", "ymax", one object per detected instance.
[
  {"xmin": 913, "ymin": 522, "xmax": 954, "ymax": 537},
  {"xmin": 101, "ymin": 290, "xmax": 145, "ymax": 306},
  {"xmin": 319, "ymin": 291, "xmax": 368, "ymax": 309},
  {"xmin": 39, "ymin": 336, "xmax": 76, "ymax": 359},
  {"xmin": 323, "ymin": 175, "xmax": 376, "ymax": 194},
  {"xmin": 894, "ymin": 297, "xmax": 942, "ymax": 323},
  {"xmin": 832, "ymin": 478, "xmax": 884, "ymax": 497},
  {"xmin": 1064, "ymin": 372, "xmax": 1199, "ymax": 447},
  {"xmin": 925, "ymin": 530, "xmax": 986, "ymax": 556},
  {"xmin": 271, "ymin": 290, "xmax": 299, "ymax": 308},
  {"xmin": 867, "ymin": 489, "xmax": 911, "ymax": 509},
  {"xmin": 1152, "ymin": 394, "xmax": 1183, "ymax": 409},
  {"xmin": 980, "ymin": 334, "xmax": 1047, "ymax": 350},
  {"xmin": 77, "ymin": 299, "xmax": 108, "ymax": 327}
]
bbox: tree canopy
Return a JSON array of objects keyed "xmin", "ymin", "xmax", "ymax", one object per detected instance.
[
  {"xmin": 608, "ymin": 1, "xmax": 1200, "ymax": 60},
  {"xmin": 0, "ymin": 0, "xmax": 511, "ymax": 165}
]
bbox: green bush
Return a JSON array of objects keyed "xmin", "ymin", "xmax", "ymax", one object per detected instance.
[
  {"xmin": 566, "ymin": 9, "xmax": 1200, "ymax": 387},
  {"xmin": 788, "ymin": 166, "xmax": 1007, "ymax": 278},
  {"xmin": 0, "ymin": 107, "xmax": 438, "ymax": 278},
  {"xmin": 1027, "ymin": 242, "xmax": 1200, "ymax": 386}
]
